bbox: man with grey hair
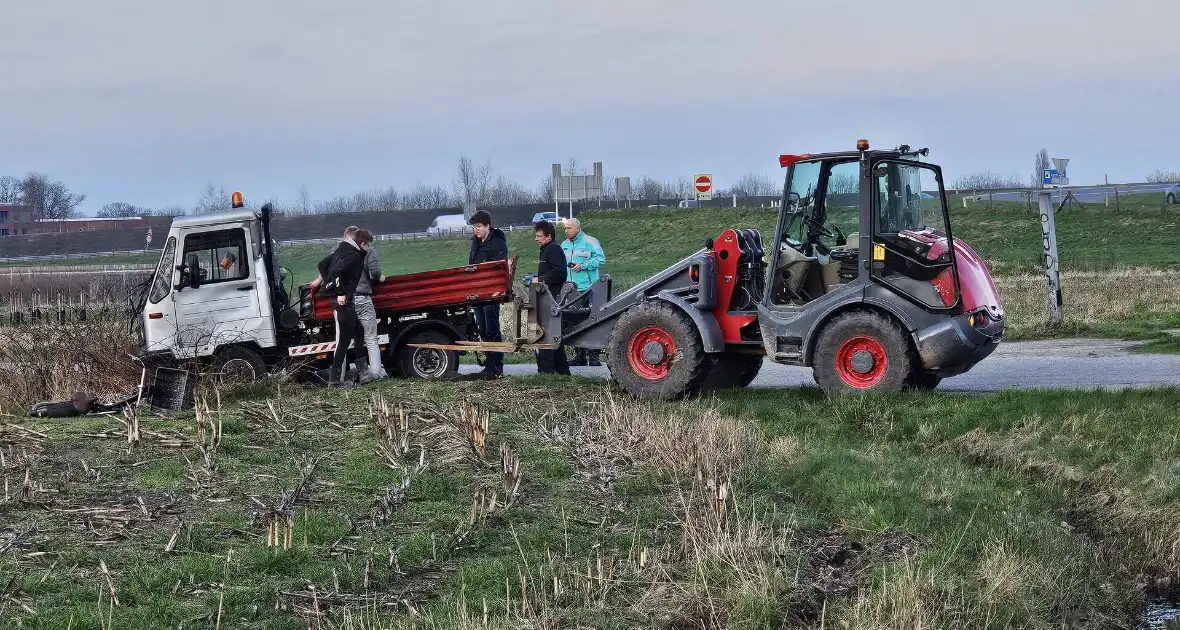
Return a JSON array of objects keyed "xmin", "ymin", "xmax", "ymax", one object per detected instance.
[{"xmin": 561, "ymin": 216, "xmax": 606, "ymax": 366}]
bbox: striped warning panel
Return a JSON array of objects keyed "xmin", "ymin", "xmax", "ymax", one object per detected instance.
[{"xmin": 288, "ymin": 334, "xmax": 390, "ymax": 357}]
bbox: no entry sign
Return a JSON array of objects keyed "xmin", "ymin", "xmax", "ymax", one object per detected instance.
[{"xmin": 694, "ymin": 173, "xmax": 713, "ymax": 201}]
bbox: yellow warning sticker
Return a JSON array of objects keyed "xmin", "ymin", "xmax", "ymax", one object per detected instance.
[{"xmin": 873, "ymin": 244, "xmax": 885, "ymax": 261}]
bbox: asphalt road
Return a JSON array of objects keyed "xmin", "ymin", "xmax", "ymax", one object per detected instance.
[
  {"xmin": 972, "ymin": 183, "xmax": 1175, "ymax": 204},
  {"xmin": 459, "ymin": 338, "xmax": 1180, "ymax": 392}
]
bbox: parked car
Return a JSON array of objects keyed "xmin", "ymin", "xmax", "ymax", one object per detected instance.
[
  {"xmin": 678, "ymin": 200, "xmax": 699, "ymax": 208},
  {"xmin": 427, "ymin": 214, "xmax": 472, "ymax": 236},
  {"xmin": 531, "ymin": 211, "xmax": 565, "ymax": 225},
  {"xmin": 1166, "ymin": 183, "xmax": 1179, "ymax": 205}
]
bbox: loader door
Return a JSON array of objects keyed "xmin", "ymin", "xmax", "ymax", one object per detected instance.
[
  {"xmin": 171, "ymin": 225, "xmax": 273, "ymax": 358},
  {"xmin": 867, "ymin": 159, "xmax": 960, "ymax": 311}
]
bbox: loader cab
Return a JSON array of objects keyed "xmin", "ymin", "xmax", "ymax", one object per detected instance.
[{"xmin": 765, "ymin": 143, "xmax": 960, "ymax": 313}]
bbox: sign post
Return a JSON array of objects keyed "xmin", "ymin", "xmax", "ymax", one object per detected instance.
[
  {"xmin": 1038, "ymin": 158, "xmax": 1066, "ymax": 325},
  {"xmin": 694, "ymin": 174, "xmax": 713, "ymax": 203}
]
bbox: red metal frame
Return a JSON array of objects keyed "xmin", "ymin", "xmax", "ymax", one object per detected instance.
[
  {"xmin": 309, "ymin": 258, "xmax": 516, "ymax": 322},
  {"xmin": 709, "ymin": 229, "xmax": 758, "ymax": 344}
]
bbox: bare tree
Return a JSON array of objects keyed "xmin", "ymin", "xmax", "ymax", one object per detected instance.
[
  {"xmin": 827, "ymin": 173, "xmax": 859, "ymax": 194},
  {"xmin": 98, "ymin": 202, "xmax": 150, "ymax": 218},
  {"xmin": 485, "ymin": 176, "xmax": 536, "ymax": 206},
  {"xmin": 536, "ymin": 176, "xmax": 555, "ymax": 203},
  {"xmin": 1145, "ymin": 169, "xmax": 1180, "ymax": 183},
  {"xmin": 402, "ymin": 182, "xmax": 454, "ymax": 210},
  {"xmin": 0, "ymin": 176, "xmax": 20, "ymax": 204},
  {"xmin": 953, "ymin": 171, "xmax": 1024, "ymax": 191},
  {"xmin": 452, "ymin": 155, "xmax": 494, "ymax": 206},
  {"xmin": 193, "ymin": 184, "xmax": 232, "ymax": 215},
  {"xmin": 725, "ymin": 172, "xmax": 778, "ymax": 196},
  {"xmin": 1031, "ymin": 149, "xmax": 1050, "ymax": 188},
  {"xmin": 19, "ymin": 173, "xmax": 85, "ymax": 219},
  {"xmin": 156, "ymin": 205, "xmax": 188, "ymax": 217},
  {"xmin": 297, "ymin": 185, "xmax": 312, "ymax": 215}
]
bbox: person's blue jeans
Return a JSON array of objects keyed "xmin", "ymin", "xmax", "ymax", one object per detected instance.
[{"xmin": 475, "ymin": 303, "xmax": 503, "ymax": 374}]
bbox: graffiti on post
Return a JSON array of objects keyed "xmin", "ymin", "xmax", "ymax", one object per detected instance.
[{"xmin": 1037, "ymin": 192, "xmax": 1064, "ymax": 325}]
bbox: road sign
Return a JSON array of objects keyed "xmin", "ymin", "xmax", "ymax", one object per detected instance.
[
  {"xmin": 1052, "ymin": 158, "xmax": 1069, "ymax": 177},
  {"xmin": 694, "ymin": 174, "xmax": 713, "ymax": 201}
]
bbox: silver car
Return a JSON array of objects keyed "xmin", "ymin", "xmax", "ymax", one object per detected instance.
[{"xmin": 1167, "ymin": 182, "xmax": 1180, "ymax": 204}]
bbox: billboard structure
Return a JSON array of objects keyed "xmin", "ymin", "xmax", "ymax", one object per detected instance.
[{"xmin": 552, "ymin": 162, "xmax": 604, "ymax": 218}]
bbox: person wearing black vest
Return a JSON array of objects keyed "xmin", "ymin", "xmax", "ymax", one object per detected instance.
[
  {"xmin": 316, "ymin": 229, "xmax": 374, "ymax": 386},
  {"xmin": 531, "ymin": 220, "xmax": 571, "ymax": 375},
  {"xmin": 468, "ymin": 210, "xmax": 508, "ymax": 376}
]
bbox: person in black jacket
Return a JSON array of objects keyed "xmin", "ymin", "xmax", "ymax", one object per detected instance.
[
  {"xmin": 316, "ymin": 229, "xmax": 375, "ymax": 386},
  {"xmin": 532, "ymin": 220, "xmax": 571, "ymax": 375},
  {"xmin": 468, "ymin": 210, "xmax": 508, "ymax": 376}
]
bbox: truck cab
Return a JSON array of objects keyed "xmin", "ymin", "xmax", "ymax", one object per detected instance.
[{"xmin": 139, "ymin": 196, "xmax": 294, "ymax": 378}]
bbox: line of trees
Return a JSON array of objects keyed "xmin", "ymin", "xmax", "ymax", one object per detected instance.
[{"xmin": 9, "ymin": 150, "xmax": 1178, "ymax": 222}]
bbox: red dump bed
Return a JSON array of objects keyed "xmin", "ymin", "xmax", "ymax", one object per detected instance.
[{"xmin": 300, "ymin": 258, "xmax": 515, "ymax": 323}]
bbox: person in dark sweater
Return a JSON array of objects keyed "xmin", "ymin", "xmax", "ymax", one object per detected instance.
[
  {"xmin": 531, "ymin": 220, "xmax": 571, "ymax": 375},
  {"xmin": 468, "ymin": 210, "xmax": 509, "ymax": 376},
  {"xmin": 316, "ymin": 229, "xmax": 375, "ymax": 386}
]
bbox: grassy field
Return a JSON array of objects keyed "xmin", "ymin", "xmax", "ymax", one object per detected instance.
[{"xmin": 2, "ymin": 375, "xmax": 1179, "ymax": 628}]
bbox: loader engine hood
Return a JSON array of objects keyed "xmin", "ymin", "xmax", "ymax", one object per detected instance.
[{"xmin": 899, "ymin": 230, "xmax": 1004, "ymax": 319}]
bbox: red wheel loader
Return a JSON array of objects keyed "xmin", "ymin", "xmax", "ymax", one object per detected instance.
[{"xmin": 413, "ymin": 140, "xmax": 1005, "ymax": 398}]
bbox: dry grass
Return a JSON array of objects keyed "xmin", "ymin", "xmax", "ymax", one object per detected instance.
[
  {"xmin": 0, "ymin": 319, "xmax": 143, "ymax": 409},
  {"xmin": 994, "ymin": 267, "xmax": 1180, "ymax": 339}
]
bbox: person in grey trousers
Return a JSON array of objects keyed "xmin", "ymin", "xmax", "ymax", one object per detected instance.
[
  {"xmin": 311, "ymin": 226, "xmax": 387, "ymax": 384},
  {"xmin": 352, "ymin": 244, "xmax": 387, "ymax": 384}
]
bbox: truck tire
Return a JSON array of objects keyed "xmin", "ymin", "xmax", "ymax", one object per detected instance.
[
  {"xmin": 395, "ymin": 330, "xmax": 459, "ymax": 380},
  {"xmin": 606, "ymin": 301, "xmax": 708, "ymax": 400},
  {"xmin": 697, "ymin": 352, "xmax": 763, "ymax": 391},
  {"xmin": 211, "ymin": 346, "xmax": 266, "ymax": 384},
  {"xmin": 812, "ymin": 311, "xmax": 913, "ymax": 395}
]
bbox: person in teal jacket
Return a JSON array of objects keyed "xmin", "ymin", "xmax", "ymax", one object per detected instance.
[{"xmin": 561, "ymin": 217, "xmax": 606, "ymax": 366}]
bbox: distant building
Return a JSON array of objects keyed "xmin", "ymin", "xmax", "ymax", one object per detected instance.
[{"xmin": 0, "ymin": 203, "xmax": 35, "ymax": 237}]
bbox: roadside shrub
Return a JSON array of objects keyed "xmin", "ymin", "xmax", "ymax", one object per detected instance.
[{"xmin": 0, "ymin": 319, "xmax": 142, "ymax": 410}]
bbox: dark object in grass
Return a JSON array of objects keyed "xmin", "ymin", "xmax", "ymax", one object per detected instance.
[{"xmin": 26, "ymin": 390, "xmax": 138, "ymax": 418}]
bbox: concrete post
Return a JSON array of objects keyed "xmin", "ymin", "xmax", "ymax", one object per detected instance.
[{"xmin": 1038, "ymin": 191, "xmax": 1064, "ymax": 325}]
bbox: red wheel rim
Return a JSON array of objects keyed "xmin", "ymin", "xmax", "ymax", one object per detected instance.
[
  {"xmin": 835, "ymin": 336, "xmax": 888, "ymax": 389},
  {"xmin": 628, "ymin": 327, "xmax": 677, "ymax": 380}
]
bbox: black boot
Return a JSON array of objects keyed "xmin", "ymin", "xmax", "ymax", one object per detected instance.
[{"xmin": 587, "ymin": 349, "xmax": 602, "ymax": 367}]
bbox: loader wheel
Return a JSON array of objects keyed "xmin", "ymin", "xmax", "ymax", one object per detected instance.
[
  {"xmin": 395, "ymin": 330, "xmax": 459, "ymax": 380},
  {"xmin": 1169, "ymin": 193, "xmax": 1176, "ymax": 204},
  {"xmin": 697, "ymin": 352, "xmax": 764, "ymax": 391},
  {"xmin": 812, "ymin": 311, "xmax": 913, "ymax": 395},
  {"xmin": 906, "ymin": 370, "xmax": 942, "ymax": 391},
  {"xmin": 606, "ymin": 302, "xmax": 707, "ymax": 400},
  {"xmin": 211, "ymin": 346, "xmax": 266, "ymax": 384}
]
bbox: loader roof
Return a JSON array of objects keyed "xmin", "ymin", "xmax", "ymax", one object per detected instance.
[{"xmin": 168, "ymin": 208, "xmax": 258, "ymax": 230}]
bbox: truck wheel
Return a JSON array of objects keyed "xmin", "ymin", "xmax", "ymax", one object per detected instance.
[
  {"xmin": 395, "ymin": 330, "xmax": 459, "ymax": 380},
  {"xmin": 606, "ymin": 302, "xmax": 707, "ymax": 400},
  {"xmin": 697, "ymin": 353, "xmax": 764, "ymax": 391},
  {"xmin": 211, "ymin": 346, "xmax": 266, "ymax": 384},
  {"xmin": 812, "ymin": 311, "xmax": 913, "ymax": 395}
]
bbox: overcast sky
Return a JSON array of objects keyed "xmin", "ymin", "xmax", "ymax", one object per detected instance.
[{"xmin": 2, "ymin": 0, "xmax": 1177, "ymax": 215}]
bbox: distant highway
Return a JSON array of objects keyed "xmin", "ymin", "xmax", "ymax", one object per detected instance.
[
  {"xmin": 959, "ymin": 183, "xmax": 1174, "ymax": 203},
  {"xmin": 466, "ymin": 338, "xmax": 1180, "ymax": 393}
]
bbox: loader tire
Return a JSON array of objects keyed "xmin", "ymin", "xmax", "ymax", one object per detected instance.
[
  {"xmin": 696, "ymin": 352, "xmax": 764, "ymax": 391},
  {"xmin": 812, "ymin": 311, "xmax": 913, "ymax": 395},
  {"xmin": 606, "ymin": 301, "xmax": 707, "ymax": 400}
]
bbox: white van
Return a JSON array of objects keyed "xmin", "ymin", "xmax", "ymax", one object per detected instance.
[{"xmin": 427, "ymin": 214, "xmax": 472, "ymax": 236}]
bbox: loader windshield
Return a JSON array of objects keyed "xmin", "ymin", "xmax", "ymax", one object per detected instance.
[{"xmin": 875, "ymin": 162, "xmax": 931, "ymax": 235}]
